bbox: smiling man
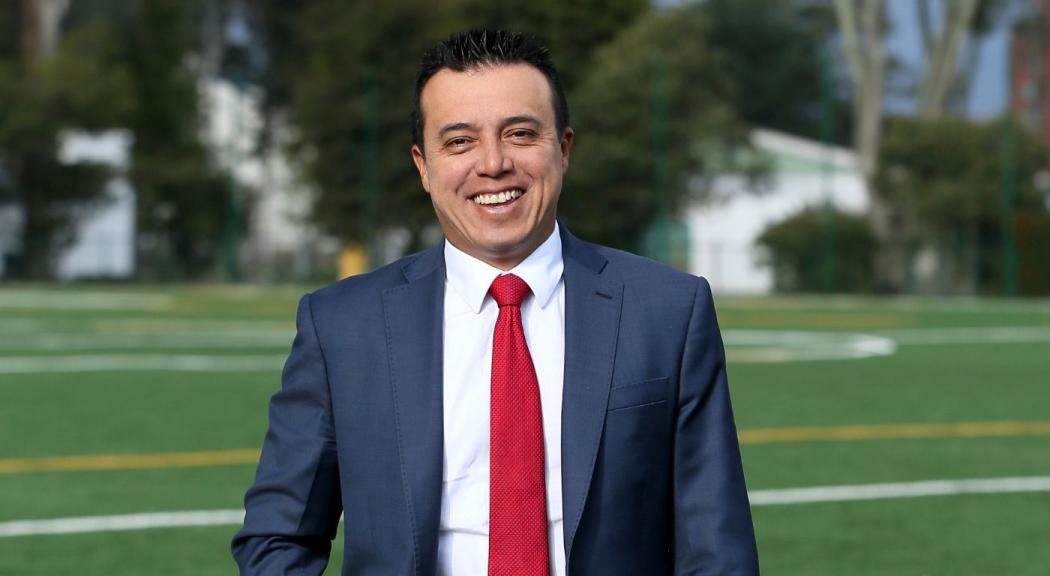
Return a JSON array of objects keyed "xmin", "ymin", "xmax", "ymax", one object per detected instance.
[
  {"xmin": 412, "ymin": 62, "xmax": 568, "ymax": 270},
  {"xmin": 234, "ymin": 30, "xmax": 759, "ymax": 576}
]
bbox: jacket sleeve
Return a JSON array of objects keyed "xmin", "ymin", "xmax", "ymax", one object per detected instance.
[
  {"xmin": 232, "ymin": 293, "xmax": 343, "ymax": 575},
  {"xmin": 673, "ymin": 277, "xmax": 760, "ymax": 575}
]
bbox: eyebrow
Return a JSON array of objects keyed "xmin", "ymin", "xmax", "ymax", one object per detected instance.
[
  {"xmin": 437, "ymin": 122, "xmax": 476, "ymax": 138},
  {"xmin": 435, "ymin": 115, "xmax": 544, "ymax": 139},
  {"xmin": 501, "ymin": 115, "xmax": 542, "ymax": 129}
]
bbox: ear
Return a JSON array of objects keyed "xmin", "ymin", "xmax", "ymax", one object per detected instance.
[
  {"xmin": 559, "ymin": 128, "xmax": 574, "ymax": 173},
  {"xmin": 411, "ymin": 144, "xmax": 431, "ymax": 193}
]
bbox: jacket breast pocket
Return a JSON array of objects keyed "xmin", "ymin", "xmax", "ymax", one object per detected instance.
[{"xmin": 607, "ymin": 377, "xmax": 670, "ymax": 412}]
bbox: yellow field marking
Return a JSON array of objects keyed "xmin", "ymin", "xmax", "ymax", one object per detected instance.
[
  {"xmin": 739, "ymin": 420, "xmax": 1050, "ymax": 445},
  {"xmin": 0, "ymin": 449, "xmax": 260, "ymax": 474},
  {"xmin": 2, "ymin": 421, "xmax": 1048, "ymax": 475}
]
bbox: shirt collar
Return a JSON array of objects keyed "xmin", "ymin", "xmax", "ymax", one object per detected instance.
[{"xmin": 444, "ymin": 223, "xmax": 564, "ymax": 314}]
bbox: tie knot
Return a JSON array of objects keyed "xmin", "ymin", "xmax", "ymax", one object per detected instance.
[{"xmin": 489, "ymin": 274, "xmax": 531, "ymax": 308}]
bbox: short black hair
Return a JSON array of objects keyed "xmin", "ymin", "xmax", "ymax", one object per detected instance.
[{"xmin": 412, "ymin": 29, "xmax": 570, "ymax": 151}]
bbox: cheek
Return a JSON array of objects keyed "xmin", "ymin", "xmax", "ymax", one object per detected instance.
[{"xmin": 430, "ymin": 161, "xmax": 473, "ymax": 193}]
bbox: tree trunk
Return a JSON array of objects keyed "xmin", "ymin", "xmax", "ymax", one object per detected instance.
[
  {"xmin": 14, "ymin": 0, "xmax": 67, "ymax": 279},
  {"xmin": 835, "ymin": 0, "xmax": 898, "ymax": 290},
  {"xmin": 916, "ymin": 0, "xmax": 980, "ymax": 119},
  {"xmin": 18, "ymin": 152, "xmax": 56, "ymax": 280}
]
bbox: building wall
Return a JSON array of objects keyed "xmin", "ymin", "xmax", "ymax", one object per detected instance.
[
  {"xmin": 686, "ymin": 129, "xmax": 869, "ymax": 294},
  {"xmin": 54, "ymin": 131, "xmax": 135, "ymax": 280},
  {"xmin": 201, "ymin": 79, "xmax": 319, "ymax": 281}
]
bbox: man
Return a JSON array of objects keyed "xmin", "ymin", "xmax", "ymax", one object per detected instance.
[{"xmin": 233, "ymin": 29, "xmax": 759, "ymax": 575}]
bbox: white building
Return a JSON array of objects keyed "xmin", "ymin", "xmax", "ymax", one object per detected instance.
[
  {"xmin": 0, "ymin": 80, "xmax": 320, "ymax": 281},
  {"xmin": 687, "ymin": 129, "xmax": 869, "ymax": 294},
  {"xmin": 54, "ymin": 131, "xmax": 136, "ymax": 280},
  {"xmin": 0, "ymin": 205, "xmax": 18, "ymax": 278},
  {"xmin": 201, "ymin": 79, "xmax": 321, "ymax": 281},
  {"xmin": 0, "ymin": 131, "xmax": 135, "ymax": 280}
]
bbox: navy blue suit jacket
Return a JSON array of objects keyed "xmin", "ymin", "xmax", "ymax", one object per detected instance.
[{"xmin": 233, "ymin": 227, "xmax": 759, "ymax": 575}]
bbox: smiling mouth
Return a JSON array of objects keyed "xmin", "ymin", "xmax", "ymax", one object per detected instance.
[{"xmin": 471, "ymin": 188, "xmax": 524, "ymax": 206}]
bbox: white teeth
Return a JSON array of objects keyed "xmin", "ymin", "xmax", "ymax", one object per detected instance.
[{"xmin": 472, "ymin": 189, "xmax": 523, "ymax": 205}]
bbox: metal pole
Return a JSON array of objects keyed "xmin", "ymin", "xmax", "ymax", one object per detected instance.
[
  {"xmin": 820, "ymin": 48, "xmax": 837, "ymax": 293},
  {"xmin": 1001, "ymin": 115, "xmax": 1019, "ymax": 297},
  {"xmin": 362, "ymin": 69, "xmax": 379, "ymax": 270},
  {"xmin": 653, "ymin": 55, "xmax": 670, "ymax": 264},
  {"xmin": 224, "ymin": 71, "xmax": 242, "ymax": 282}
]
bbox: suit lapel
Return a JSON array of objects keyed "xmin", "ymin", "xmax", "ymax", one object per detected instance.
[
  {"xmin": 382, "ymin": 245, "xmax": 445, "ymax": 575},
  {"xmin": 559, "ymin": 228, "xmax": 623, "ymax": 561}
]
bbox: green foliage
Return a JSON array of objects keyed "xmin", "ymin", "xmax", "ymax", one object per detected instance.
[
  {"xmin": 119, "ymin": 0, "xmax": 233, "ymax": 280},
  {"xmin": 0, "ymin": 15, "xmax": 135, "ymax": 279},
  {"xmin": 563, "ymin": 4, "xmax": 748, "ymax": 251},
  {"xmin": 757, "ymin": 207, "xmax": 877, "ymax": 293},
  {"xmin": 273, "ymin": 1, "xmax": 462, "ymax": 250},
  {"xmin": 261, "ymin": 1, "xmax": 783, "ymax": 259},
  {"xmin": 877, "ymin": 117, "xmax": 1050, "ymax": 294},
  {"xmin": 1016, "ymin": 213, "xmax": 1050, "ymax": 295},
  {"xmin": 465, "ymin": 0, "xmax": 650, "ymax": 91},
  {"xmin": 700, "ymin": 0, "xmax": 848, "ymax": 143},
  {"xmin": 261, "ymin": 0, "xmax": 651, "ymax": 254},
  {"xmin": 1, "ymin": 0, "xmax": 229, "ymax": 280}
]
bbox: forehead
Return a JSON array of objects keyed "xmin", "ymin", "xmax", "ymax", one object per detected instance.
[{"xmin": 419, "ymin": 64, "xmax": 555, "ymax": 131}]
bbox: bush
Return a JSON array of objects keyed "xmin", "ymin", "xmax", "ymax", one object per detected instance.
[
  {"xmin": 1017, "ymin": 213, "xmax": 1050, "ymax": 295},
  {"xmin": 757, "ymin": 207, "xmax": 876, "ymax": 293},
  {"xmin": 877, "ymin": 117, "xmax": 1049, "ymax": 295}
]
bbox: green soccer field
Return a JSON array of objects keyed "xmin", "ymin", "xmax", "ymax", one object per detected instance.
[{"xmin": 1, "ymin": 286, "xmax": 1047, "ymax": 575}]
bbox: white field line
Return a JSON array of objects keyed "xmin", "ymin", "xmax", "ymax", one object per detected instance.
[
  {"xmin": 749, "ymin": 476, "xmax": 1050, "ymax": 506},
  {"xmin": 723, "ymin": 330, "xmax": 897, "ymax": 363},
  {"xmin": 878, "ymin": 326, "xmax": 1050, "ymax": 345},
  {"xmin": 723, "ymin": 326, "xmax": 1050, "ymax": 364},
  {"xmin": 93, "ymin": 319, "xmax": 292, "ymax": 331},
  {"xmin": 1, "ymin": 476, "xmax": 1049, "ymax": 538},
  {"xmin": 0, "ymin": 319, "xmax": 51, "ymax": 334},
  {"xmin": 0, "ymin": 354, "xmax": 285, "ymax": 374},
  {"xmin": 0, "ymin": 327, "xmax": 1044, "ymax": 370},
  {"xmin": 0, "ymin": 510, "xmax": 245, "ymax": 538},
  {"xmin": 0, "ymin": 331, "xmax": 293, "ymax": 351},
  {"xmin": 720, "ymin": 297, "xmax": 1050, "ymax": 314},
  {"xmin": 0, "ymin": 318, "xmax": 293, "ymax": 332},
  {"xmin": 882, "ymin": 299, "xmax": 1050, "ymax": 314},
  {"xmin": 0, "ymin": 291, "xmax": 172, "ymax": 311}
]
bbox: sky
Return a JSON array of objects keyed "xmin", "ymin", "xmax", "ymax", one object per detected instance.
[{"xmin": 883, "ymin": 0, "xmax": 1012, "ymax": 119}]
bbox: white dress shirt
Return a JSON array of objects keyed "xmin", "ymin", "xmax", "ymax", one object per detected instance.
[{"xmin": 438, "ymin": 224, "xmax": 566, "ymax": 576}]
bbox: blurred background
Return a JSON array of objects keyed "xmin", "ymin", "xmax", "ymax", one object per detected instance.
[
  {"xmin": 0, "ymin": 1, "xmax": 1048, "ymax": 575},
  {"xmin": 1, "ymin": 0, "xmax": 1048, "ymax": 293}
]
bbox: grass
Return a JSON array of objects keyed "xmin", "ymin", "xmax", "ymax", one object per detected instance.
[{"xmin": 0, "ymin": 285, "xmax": 1047, "ymax": 574}]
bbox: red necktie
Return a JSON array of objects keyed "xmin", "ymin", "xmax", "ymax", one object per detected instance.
[{"xmin": 488, "ymin": 274, "xmax": 550, "ymax": 576}]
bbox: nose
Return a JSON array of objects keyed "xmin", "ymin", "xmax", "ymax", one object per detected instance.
[{"xmin": 476, "ymin": 138, "xmax": 512, "ymax": 177}]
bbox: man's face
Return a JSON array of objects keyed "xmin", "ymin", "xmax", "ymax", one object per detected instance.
[{"xmin": 412, "ymin": 63, "xmax": 573, "ymax": 270}]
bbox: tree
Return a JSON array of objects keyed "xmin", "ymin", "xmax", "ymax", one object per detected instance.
[
  {"xmin": 878, "ymin": 117, "xmax": 1049, "ymax": 294},
  {"xmin": 757, "ymin": 207, "xmax": 877, "ymax": 293},
  {"xmin": 464, "ymin": 0, "xmax": 650, "ymax": 92},
  {"xmin": 562, "ymin": 4, "xmax": 751, "ymax": 252},
  {"xmin": 834, "ymin": 0, "xmax": 994, "ymax": 291},
  {"xmin": 701, "ymin": 0, "xmax": 847, "ymax": 143},
  {"xmin": 56, "ymin": 0, "xmax": 238, "ymax": 280},
  {"xmin": 916, "ymin": 0, "xmax": 982, "ymax": 118},
  {"xmin": 0, "ymin": 1, "xmax": 134, "ymax": 279},
  {"xmin": 257, "ymin": 0, "xmax": 649, "ymax": 262},
  {"xmin": 121, "ymin": 0, "xmax": 233, "ymax": 280},
  {"xmin": 834, "ymin": 0, "xmax": 885, "ymax": 186}
]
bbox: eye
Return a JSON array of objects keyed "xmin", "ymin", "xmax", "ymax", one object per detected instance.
[
  {"xmin": 506, "ymin": 129, "xmax": 537, "ymax": 141},
  {"xmin": 444, "ymin": 136, "xmax": 473, "ymax": 151}
]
